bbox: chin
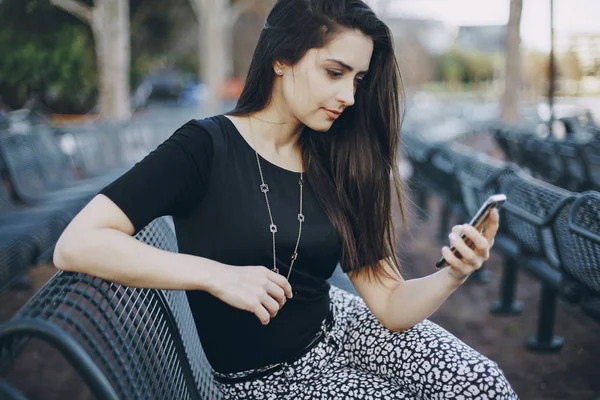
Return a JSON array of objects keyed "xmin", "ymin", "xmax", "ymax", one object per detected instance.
[
  {"xmin": 312, "ymin": 124, "xmax": 333, "ymax": 133},
  {"xmin": 304, "ymin": 117, "xmax": 335, "ymax": 132}
]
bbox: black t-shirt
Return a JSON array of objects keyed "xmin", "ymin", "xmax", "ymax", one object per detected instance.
[{"xmin": 98, "ymin": 114, "xmax": 343, "ymax": 373}]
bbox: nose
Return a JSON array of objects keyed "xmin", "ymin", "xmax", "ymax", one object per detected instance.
[{"xmin": 336, "ymin": 81, "xmax": 356, "ymax": 108}]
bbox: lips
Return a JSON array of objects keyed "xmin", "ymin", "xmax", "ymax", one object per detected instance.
[{"xmin": 322, "ymin": 108, "xmax": 341, "ymax": 119}]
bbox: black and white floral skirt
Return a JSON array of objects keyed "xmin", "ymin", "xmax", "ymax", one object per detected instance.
[{"xmin": 212, "ymin": 285, "xmax": 518, "ymax": 399}]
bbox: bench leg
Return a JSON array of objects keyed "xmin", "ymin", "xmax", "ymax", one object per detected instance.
[
  {"xmin": 526, "ymin": 283, "xmax": 564, "ymax": 352},
  {"xmin": 490, "ymin": 256, "xmax": 523, "ymax": 315},
  {"xmin": 436, "ymin": 202, "xmax": 452, "ymax": 244},
  {"xmin": 466, "ymin": 264, "xmax": 492, "ymax": 284}
]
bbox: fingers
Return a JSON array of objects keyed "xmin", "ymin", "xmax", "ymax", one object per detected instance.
[
  {"xmin": 255, "ymin": 294, "xmax": 280, "ymax": 325},
  {"xmin": 266, "ymin": 281, "xmax": 287, "ymax": 306},
  {"xmin": 262, "ymin": 293, "xmax": 281, "ymax": 317},
  {"xmin": 441, "ymin": 246, "xmax": 470, "ymax": 279},
  {"xmin": 449, "ymin": 230, "xmax": 478, "ymax": 264},
  {"xmin": 481, "ymin": 209, "xmax": 500, "ymax": 243},
  {"xmin": 254, "ymin": 302, "xmax": 271, "ymax": 325},
  {"xmin": 268, "ymin": 269, "xmax": 294, "ymax": 299},
  {"xmin": 254, "ymin": 268, "xmax": 293, "ymax": 325},
  {"xmin": 458, "ymin": 224, "xmax": 490, "ymax": 256}
]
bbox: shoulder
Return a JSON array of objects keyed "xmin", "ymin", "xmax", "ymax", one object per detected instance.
[
  {"xmin": 172, "ymin": 118, "xmax": 213, "ymax": 143},
  {"xmin": 192, "ymin": 114, "xmax": 237, "ymax": 158},
  {"xmin": 163, "ymin": 117, "xmax": 221, "ymax": 157}
]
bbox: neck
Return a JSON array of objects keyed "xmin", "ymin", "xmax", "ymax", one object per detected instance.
[{"xmin": 246, "ymin": 105, "xmax": 304, "ymax": 156}]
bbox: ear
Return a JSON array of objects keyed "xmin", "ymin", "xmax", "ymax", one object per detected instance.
[{"xmin": 273, "ymin": 61, "xmax": 286, "ymax": 75}]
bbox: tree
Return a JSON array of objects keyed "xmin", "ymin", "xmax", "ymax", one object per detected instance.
[
  {"xmin": 559, "ymin": 49, "xmax": 583, "ymax": 94},
  {"xmin": 500, "ymin": 0, "xmax": 523, "ymax": 123},
  {"xmin": 0, "ymin": 0, "xmax": 97, "ymax": 113},
  {"xmin": 50, "ymin": 0, "xmax": 131, "ymax": 120},
  {"xmin": 188, "ymin": 0, "xmax": 272, "ymax": 115},
  {"xmin": 523, "ymin": 50, "xmax": 550, "ymax": 99}
]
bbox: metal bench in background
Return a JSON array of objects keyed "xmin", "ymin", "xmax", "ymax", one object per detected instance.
[
  {"xmin": 453, "ymin": 151, "xmax": 521, "ymax": 283},
  {"xmin": 554, "ymin": 192, "xmax": 600, "ymax": 324},
  {"xmin": 491, "ymin": 125, "xmax": 600, "ymax": 193},
  {"xmin": 0, "ymin": 114, "xmax": 189, "ymax": 293},
  {"xmin": 400, "ymin": 133, "xmax": 439, "ymax": 222},
  {"xmin": 419, "ymin": 143, "xmax": 474, "ymax": 243},
  {"xmin": 402, "ymin": 132, "xmax": 600, "ymax": 352},
  {"xmin": 494, "ymin": 173, "xmax": 580, "ymax": 351}
]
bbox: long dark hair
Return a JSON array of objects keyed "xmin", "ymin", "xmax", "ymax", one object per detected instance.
[{"xmin": 227, "ymin": 0, "xmax": 407, "ymax": 283}]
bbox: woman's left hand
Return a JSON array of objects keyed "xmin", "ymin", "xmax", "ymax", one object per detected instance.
[{"xmin": 441, "ymin": 208, "xmax": 500, "ymax": 284}]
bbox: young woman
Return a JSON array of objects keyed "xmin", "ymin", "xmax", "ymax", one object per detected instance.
[{"xmin": 54, "ymin": 0, "xmax": 518, "ymax": 398}]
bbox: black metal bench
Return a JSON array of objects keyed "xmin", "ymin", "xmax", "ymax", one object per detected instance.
[
  {"xmin": 400, "ymin": 133, "xmax": 440, "ymax": 222},
  {"xmin": 0, "ymin": 217, "xmax": 221, "ymax": 399},
  {"xmin": 554, "ymin": 192, "xmax": 600, "ymax": 323},
  {"xmin": 417, "ymin": 143, "xmax": 475, "ymax": 243},
  {"xmin": 0, "ymin": 116, "xmax": 181, "ymax": 291},
  {"xmin": 453, "ymin": 151, "xmax": 521, "ymax": 283},
  {"xmin": 492, "ymin": 173, "xmax": 580, "ymax": 350},
  {"xmin": 403, "ymin": 132, "xmax": 600, "ymax": 351},
  {"xmin": 491, "ymin": 126, "xmax": 600, "ymax": 193},
  {"xmin": 0, "ymin": 214, "xmax": 359, "ymax": 398},
  {"xmin": 0, "ymin": 378, "xmax": 26, "ymax": 400}
]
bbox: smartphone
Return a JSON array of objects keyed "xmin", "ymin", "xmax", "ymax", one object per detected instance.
[{"xmin": 435, "ymin": 194, "xmax": 507, "ymax": 269}]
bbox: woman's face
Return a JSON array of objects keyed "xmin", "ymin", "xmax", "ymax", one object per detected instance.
[{"xmin": 277, "ymin": 29, "xmax": 374, "ymax": 132}]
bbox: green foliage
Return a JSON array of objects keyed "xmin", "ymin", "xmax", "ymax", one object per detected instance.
[
  {"xmin": 0, "ymin": 0, "xmax": 199, "ymax": 113},
  {"xmin": 434, "ymin": 47, "xmax": 497, "ymax": 85},
  {"xmin": 0, "ymin": 0, "xmax": 97, "ymax": 113}
]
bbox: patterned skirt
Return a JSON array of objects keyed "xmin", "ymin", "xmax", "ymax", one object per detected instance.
[{"xmin": 211, "ymin": 285, "xmax": 519, "ymax": 399}]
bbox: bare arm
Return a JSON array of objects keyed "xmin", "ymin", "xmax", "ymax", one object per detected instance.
[
  {"xmin": 350, "ymin": 259, "xmax": 464, "ymax": 332},
  {"xmin": 381, "ymin": 268, "xmax": 463, "ymax": 332},
  {"xmin": 53, "ymin": 194, "xmax": 221, "ymax": 290},
  {"xmin": 351, "ymin": 210, "xmax": 500, "ymax": 332}
]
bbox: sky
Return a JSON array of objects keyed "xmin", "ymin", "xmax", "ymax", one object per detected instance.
[{"xmin": 367, "ymin": 0, "xmax": 600, "ymax": 51}]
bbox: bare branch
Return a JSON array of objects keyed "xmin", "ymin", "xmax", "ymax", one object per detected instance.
[{"xmin": 50, "ymin": 0, "xmax": 93, "ymax": 25}]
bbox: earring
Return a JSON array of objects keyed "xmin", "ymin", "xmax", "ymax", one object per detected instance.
[{"xmin": 277, "ymin": 69, "xmax": 283, "ymax": 75}]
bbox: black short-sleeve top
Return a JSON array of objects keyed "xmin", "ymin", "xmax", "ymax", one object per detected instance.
[{"xmin": 98, "ymin": 114, "xmax": 343, "ymax": 373}]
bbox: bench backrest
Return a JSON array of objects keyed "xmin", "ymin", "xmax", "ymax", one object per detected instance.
[
  {"xmin": 501, "ymin": 174, "xmax": 578, "ymax": 267},
  {"xmin": 554, "ymin": 192, "xmax": 600, "ymax": 295},
  {"xmin": 0, "ymin": 217, "xmax": 214, "ymax": 399}
]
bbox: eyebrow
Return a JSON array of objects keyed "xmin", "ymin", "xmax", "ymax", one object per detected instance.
[{"xmin": 325, "ymin": 59, "xmax": 368, "ymax": 75}]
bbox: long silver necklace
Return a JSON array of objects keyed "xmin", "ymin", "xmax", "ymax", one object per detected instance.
[{"xmin": 250, "ymin": 122, "xmax": 304, "ymax": 281}]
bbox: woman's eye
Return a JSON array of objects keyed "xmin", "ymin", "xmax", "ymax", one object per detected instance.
[{"xmin": 327, "ymin": 70, "xmax": 343, "ymax": 78}]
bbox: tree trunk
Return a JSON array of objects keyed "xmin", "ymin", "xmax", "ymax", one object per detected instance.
[
  {"xmin": 191, "ymin": 0, "xmax": 273, "ymax": 116},
  {"xmin": 51, "ymin": 0, "xmax": 131, "ymax": 120},
  {"xmin": 92, "ymin": 0, "xmax": 131, "ymax": 120},
  {"xmin": 189, "ymin": 0, "xmax": 227, "ymax": 116},
  {"xmin": 203, "ymin": 0, "xmax": 227, "ymax": 115},
  {"xmin": 500, "ymin": 0, "xmax": 523, "ymax": 123}
]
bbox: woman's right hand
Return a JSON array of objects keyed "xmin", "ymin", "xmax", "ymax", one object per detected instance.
[{"xmin": 206, "ymin": 264, "xmax": 293, "ymax": 325}]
